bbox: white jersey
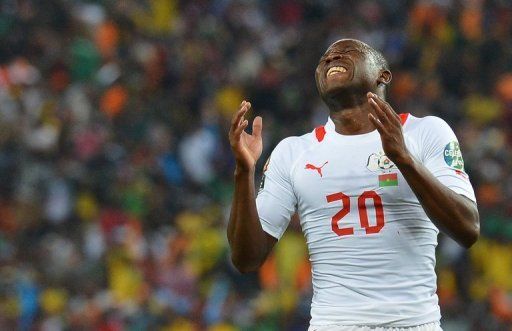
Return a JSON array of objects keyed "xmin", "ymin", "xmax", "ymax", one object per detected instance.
[{"xmin": 256, "ymin": 114, "xmax": 476, "ymax": 327}]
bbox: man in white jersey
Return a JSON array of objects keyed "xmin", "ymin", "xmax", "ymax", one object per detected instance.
[{"xmin": 227, "ymin": 39, "xmax": 479, "ymax": 331}]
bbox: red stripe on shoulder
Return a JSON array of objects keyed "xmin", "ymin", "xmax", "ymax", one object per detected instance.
[
  {"xmin": 399, "ymin": 113, "xmax": 409, "ymax": 126},
  {"xmin": 315, "ymin": 126, "xmax": 326, "ymax": 142}
]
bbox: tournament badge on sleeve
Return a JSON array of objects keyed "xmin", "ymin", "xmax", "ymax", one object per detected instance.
[
  {"xmin": 444, "ymin": 141, "xmax": 468, "ymax": 178},
  {"xmin": 444, "ymin": 141, "xmax": 464, "ymax": 170},
  {"xmin": 367, "ymin": 151, "xmax": 399, "ymax": 187}
]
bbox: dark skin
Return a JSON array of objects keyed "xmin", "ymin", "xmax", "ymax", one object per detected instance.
[{"xmin": 228, "ymin": 39, "xmax": 479, "ymax": 273}]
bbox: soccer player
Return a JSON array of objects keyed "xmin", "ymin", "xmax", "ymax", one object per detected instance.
[{"xmin": 227, "ymin": 39, "xmax": 479, "ymax": 330}]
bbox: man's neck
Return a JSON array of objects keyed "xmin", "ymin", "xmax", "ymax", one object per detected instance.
[{"xmin": 329, "ymin": 101, "xmax": 376, "ymax": 135}]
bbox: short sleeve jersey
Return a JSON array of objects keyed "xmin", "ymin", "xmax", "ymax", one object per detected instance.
[{"xmin": 256, "ymin": 114, "xmax": 476, "ymax": 327}]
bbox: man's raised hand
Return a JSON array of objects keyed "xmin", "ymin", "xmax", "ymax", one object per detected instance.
[
  {"xmin": 229, "ymin": 101, "xmax": 263, "ymax": 172},
  {"xmin": 367, "ymin": 92, "xmax": 412, "ymax": 166}
]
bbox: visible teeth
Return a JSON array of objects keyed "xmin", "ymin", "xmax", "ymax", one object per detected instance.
[{"xmin": 327, "ymin": 66, "xmax": 347, "ymax": 76}]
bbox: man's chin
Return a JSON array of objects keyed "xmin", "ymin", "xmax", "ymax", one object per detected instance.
[
  {"xmin": 322, "ymin": 83, "xmax": 356, "ymax": 99},
  {"xmin": 321, "ymin": 84, "xmax": 368, "ymax": 108}
]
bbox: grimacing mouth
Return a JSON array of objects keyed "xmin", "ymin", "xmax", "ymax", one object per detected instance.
[
  {"xmin": 326, "ymin": 66, "xmax": 348, "ymax": 77},
  {"xmin": 323, "ymin": 58, "xmax": 353, "ymax": 78}
]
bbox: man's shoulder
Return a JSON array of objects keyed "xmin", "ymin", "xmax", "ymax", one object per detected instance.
[
  {"xmin": 403, "ymin": 114, "xmax": 453, "ymax": 135},
  {"xmin": 403, "ymin": 114, "xmax": 448, "ymax": 127},
  {"xmin": 277, "ymin": 127, "xmax": 323, "ymax": 147},
  {"xmin": 271, "ymin": 129, "xmax": 321, "ymax": 161}
]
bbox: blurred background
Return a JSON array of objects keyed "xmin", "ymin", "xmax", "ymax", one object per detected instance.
[{"xmin": 0, "ymin": 0, "xmax": 511, "ymax": 330}]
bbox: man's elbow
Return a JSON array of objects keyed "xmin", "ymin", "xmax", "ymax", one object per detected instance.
[
  {"xmin": 455, "ymin": 200, "xmax": 480, "ymax": 248},
  {"xmin": 230, "ymin": 254, "xmax": 263, "ymax": 273},
  {"xmin": 460, "ymin": 216, "xmax": 480, "ymax": 249}
]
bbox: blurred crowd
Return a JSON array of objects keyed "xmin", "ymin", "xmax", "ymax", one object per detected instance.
[{"xmin": 0, "ymin": 0, "xmax": 511, "ymax": 330}]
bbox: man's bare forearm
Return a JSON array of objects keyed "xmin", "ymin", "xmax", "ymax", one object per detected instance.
[
  {"xmin": 396, "ymin": 155, "xmax": 480, "ymax": 248},
  {"xmin": 227, "ymin": 166, "xmax": 276, "ymax": 273}
]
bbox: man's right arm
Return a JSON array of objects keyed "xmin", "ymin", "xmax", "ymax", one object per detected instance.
[
  {"xmin": 227, "ymin": 166, "xmax": 277, "ymax": 273},
  {"xmin": 227, "ymin": 101, "xmax": 276, "ymax": 273}
]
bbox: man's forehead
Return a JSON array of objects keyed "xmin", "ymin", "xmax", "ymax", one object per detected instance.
[{"xmin": 325, "ymin": 39, "xmax": 367, "ymax": 53}]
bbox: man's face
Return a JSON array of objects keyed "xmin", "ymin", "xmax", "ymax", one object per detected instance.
[{"xmin": 315, "ymin": 39, "xmax": 381, "ymax": 100}]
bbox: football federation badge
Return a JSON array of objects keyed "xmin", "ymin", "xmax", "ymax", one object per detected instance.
[
  {"xmin": 367, "ymin": 151, "xmax": 397, "ymax": 172},
  {"xmin": 367, "ymin": 151, "xmax": 398, "ymax": 187}
]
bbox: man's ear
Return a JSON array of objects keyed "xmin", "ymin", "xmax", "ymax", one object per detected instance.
[{"xmin": 378, "ymin": 70, "xmax": 392, "ymax": 86}]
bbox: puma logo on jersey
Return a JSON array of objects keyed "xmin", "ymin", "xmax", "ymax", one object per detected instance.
[{"xmin": 305, "ymin": 161, "xmax": 328, "ymax": 177}]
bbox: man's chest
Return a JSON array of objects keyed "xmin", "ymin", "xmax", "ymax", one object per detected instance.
[{"xmin": 291, "ymin": 140, "xmax": 418, "ymax": 211}]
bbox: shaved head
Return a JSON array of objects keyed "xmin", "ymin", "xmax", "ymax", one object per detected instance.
[{"xmin": 316, "ymin": 38, "xmax": 392, "ymax": 109}]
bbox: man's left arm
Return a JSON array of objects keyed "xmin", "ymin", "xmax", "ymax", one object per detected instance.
[{"xmin": 367, "ymin": 92, "xmax": 480, "ymax": 248}]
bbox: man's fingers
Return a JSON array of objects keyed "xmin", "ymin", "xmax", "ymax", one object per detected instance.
[
  {"xmin": 368, "ymin": 97, "xmax": 390, "ymax": 126},
  {"xmin": 238, "ymin": 102, "xmax": 252, "ymax": 126},
  {"xmin": 367, "ymin": 93, "xmax": 396, "ymax": 121},
  {"xmin": 231, "ymin": 102, "xmax": 243, "ymax": 125},
  {"xmin": 233, "ymin": 119, "xmax": 249, "ymax": 138},
  {"xmin": 369, "ymin": 113, "xmax": 385, "ymax": 135},
  {"xmin": 368, "ymin": 93, "xmax": 389, "ymax": 111},
  {"xmin": 231, "ymin": 101, "xmax": 251, "ymax": 128},
  {"xmin": 252, "ymin": 116, "xmax": 263, "ymax": 138},
  {"xmin": 368, "ymin": 93, "xmax": 400, "ymax": 123},
  {"xmin": 231, "ymin": 109, "xmax": 245, "ymax": 130}
]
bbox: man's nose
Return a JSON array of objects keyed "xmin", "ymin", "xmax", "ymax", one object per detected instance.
[{"xmin": 325, "ymin": 54, "xmax": 342, "ymax": 64}]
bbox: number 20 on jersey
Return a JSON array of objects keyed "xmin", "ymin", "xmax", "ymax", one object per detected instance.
[{"xmin": 326, "ymin": 190, "xmax": 385, "ymax": 236}]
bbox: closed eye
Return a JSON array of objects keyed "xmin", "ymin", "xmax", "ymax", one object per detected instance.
[{"xmin": 319, "ymin": 49, "xmax": 360, "ymax": 64}]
